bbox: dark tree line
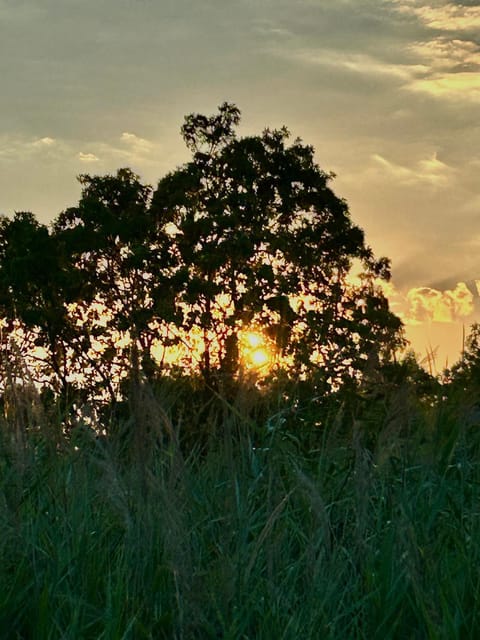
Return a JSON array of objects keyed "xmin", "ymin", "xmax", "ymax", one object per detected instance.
[{"xmin": 0, "ymin": 103, "xmax": 406, "ymax": 415}]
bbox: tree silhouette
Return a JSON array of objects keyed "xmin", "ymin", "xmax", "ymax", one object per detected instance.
[
  {"xmin": 52, "ymin": 168, "xmax": 179, "ymax": 391},
  {"xmin": 448, "ymin": 323, "xmax": 480, "ymax": 396},
  {"xmin": 0, "ymin": 211, "xmax": 84, "ymax": 404},
  {"xmin": 152, "ymin": 103, "xmax": 403, "ymax": 387},
  {"xmin": 0, "ymin": 104, "xmax": 404, "ymax": 409}
]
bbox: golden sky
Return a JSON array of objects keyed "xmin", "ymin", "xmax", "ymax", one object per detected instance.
[{"xmin": 1, "ymin": 0, "xmax": 479, "ymax": 368}]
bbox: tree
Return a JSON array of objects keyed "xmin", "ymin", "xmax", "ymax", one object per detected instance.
[
  {"xmin": 52, "ymin": 168, "xmax": 180, "ymax": 392},
  {"xmin": 0, "ymin": 105, "xmax": 404, "ymax": 411},
  {"xmin": 152, "ymin": 103, "xmax": 404, "ymax": 388},
  {"xmin": 0, "ymin": 211, "xmax": 84, "ymax": 404},
  {"xmin": 447, "ymin": 323, "xmax": 480, "ymax": 395}
]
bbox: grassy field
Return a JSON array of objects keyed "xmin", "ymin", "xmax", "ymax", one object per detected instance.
[{"xmin": 1, "ymin": 380, "xmax": 480, "ymax": 639}]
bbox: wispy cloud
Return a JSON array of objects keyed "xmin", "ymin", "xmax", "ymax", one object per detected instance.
[
  {"xmin": 265, "ymin": 9, "xmax": 480, "ymax": 103},
  {"xmin": 371, "ymin": 152, "xmax": 455, "ymax": 187},
  {"xmin": 409, "ymin": 37, "xmax": 480, "ymax": 72},
  {"xmin": 120, "ymin": 132, "xmax": 154, "ymax": 156},
  {"xmin": 0, "ymin": 131, "xmax": 158, "ymax": 168},
  {"xmin": 252, "ymin": 20, "xmax": 294, "ymax": 40},
  {"xmin": 71, "ymin": 132, "xmax": 159, "ymax": 172},
  {"xmin": 404, "ymin": 35, "xmax": 480, "ymax": 101},
  {"xmin": 31, "ymin": 136, "xmax": 56, "ymax": 147},
  {"xmin": 0, "ymin": 135, "xmax": 61, "ymax": 161},
  {"xmin": 394, "ymin": 1, "xmax": 480, "ymax": 32},
  {"xmin": 274, "ymin": 47, "xmax": 427, "ymax": 80},
  {"xmin": 406, "ymin": 69, "xmax": 480, "ymax": 100}
]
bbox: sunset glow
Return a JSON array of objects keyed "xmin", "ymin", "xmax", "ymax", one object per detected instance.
[
  {"xmin": 3, "ymin": 4, "xmax": 480, "ymax": 630},
  {"xmin": 241, "ymin": 331, "xmax": 273, "ymax": 371},
  {"xmin": 2, "ymin": 0, "xmax": 480, "ymax": 367}
]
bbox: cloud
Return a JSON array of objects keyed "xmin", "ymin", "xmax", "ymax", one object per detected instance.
[
  {"xmin": 406, "ymin": 69, "xmax": 480, "ymax": 100},
  {"xmin": 74, "ymin": 131, "xmax": 161, "ymax": 170},
  {"xmin": 403, "ymin": 36, "xmax": 480, "ymax": 101},
  {"xmin": 0, "ymin": 135, "xmax": 62, "ymax": 161},
  {"xmin": 274, "ymin": 47, "xmax": 427, "ymax": 80},
  {"xmin": 265, "ymin": 8, "xmax": 480, "ymax": 105},
  {"xmin": 395, "ymin": 1, "xmax": 480, "ymax": 32},
  {"xmin": 252, "ymin": 20, "xmax": 294, "ymax": 40},
  {"xmin": 404, "ymin": 282, "xmax": 474, "ymax": 324},
  {"xmin": 0, "ymin": 129, "xmax": 162, "ymax": 180},
  {"xmin": 78, "ymin": 152, "xmax": 99, "ymax": 163},
  {"xmin": 120, "ymin": 132, "xmax": 154, "ymax": 157},
  {"xmin": 371, "ymin": 151, "xmax": 454, "ymax": 187},
  {"xmin": 409, "ymin": 37, "xmax": 480, "ymax": 72},
  {"xmin": 31, "ymin": 136, "xmax": 56, "ymax": 147},
  {"xmin": 379, "ymin": 279, "xmax": 476, "ymax": 329}
]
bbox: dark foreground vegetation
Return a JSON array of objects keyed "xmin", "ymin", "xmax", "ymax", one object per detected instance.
[
  {"xmin": 2, "ymin": 371, "xmax": 480, "ymax": 639},
  {"xmin": 2, "ymin": 104, "xmax": 480, "ymax": 637}
]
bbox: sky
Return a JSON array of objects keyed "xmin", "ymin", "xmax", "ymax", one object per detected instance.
[{"xmin": 1, "ymin": 0, "xmax": 479, "ymax": 371}]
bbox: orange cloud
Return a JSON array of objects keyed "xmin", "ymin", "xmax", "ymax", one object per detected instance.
[
  {"xmin": 378, "ymin": 279, "xmax": 475, "ymax": 327},
  {"xmin": 407, "ymin": 72, "xmax": 480, "ymax": 101},
  {"xmin": 404, "ymin": 282, "xmax": 474, "ymax": 325}
]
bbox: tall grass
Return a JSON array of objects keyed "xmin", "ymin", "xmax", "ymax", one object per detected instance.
[{"xmin": 1, "ymin": 377, "xmax": 480, "ymax": 639}]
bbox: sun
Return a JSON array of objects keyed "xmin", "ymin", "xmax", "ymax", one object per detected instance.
[
  {"xmin": 241, "ymin": 331, "xmax": 272, "ymax": 371},
  {"xmin": 244, "ymin": 332, "xmax": 262, "ymax": 348}
]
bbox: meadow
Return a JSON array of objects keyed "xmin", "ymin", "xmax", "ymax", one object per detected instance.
[{"xmin": 1, "ymin": 373, "xmax": 480, "ymax": 639}]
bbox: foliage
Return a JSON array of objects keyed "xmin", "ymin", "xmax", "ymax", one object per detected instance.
[
  {"xmin": 0, "ymin": 212, "xmax": 84, "ymax": 401},
  {"xmin": 1, "ymin": 373, "xmax": 480, "ymax": 638},
  {"xmin": 52, "ymin": 168, "xmax": 180, "ymax": 388},
  {"xmin": 3, "ymin": 101, "xmax": 480, "ymax": 636},
  {"xmin": 0, "ymin": 103, "xmax": 405, "ymax": 410},
  {"xmin": 152, "ymin": 103, "xmax": 404, "ymax": 387},
  {"xmin": 447, "ymin": 323, "xmax": 480, "ymax": 396}
]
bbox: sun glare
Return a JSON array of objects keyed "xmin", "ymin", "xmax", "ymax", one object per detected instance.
[
  {"xmin": 245, "ymin": 332, "xmax": 263, "ymax": 348},
  {"xmin": 241, "ymin": 330, "xmax": 272, "ymax": 371},
  {"xmin": 250, "ymin": 347, "xmax": 270, "ymax": 367}
]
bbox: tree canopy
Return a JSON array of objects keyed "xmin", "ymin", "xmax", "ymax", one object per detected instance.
[
  {"xmin": 0, "ymin": 103, "xmax": 405, "ymax": 413},
  {"xmin": 152, "ymin": 102, "xmax": 403, "ymax": 387}
]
